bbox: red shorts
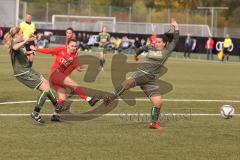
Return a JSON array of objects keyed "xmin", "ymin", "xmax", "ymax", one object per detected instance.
[{"xmin": 49, "ymin": 71, "xmax": 67, "ymax": 91}]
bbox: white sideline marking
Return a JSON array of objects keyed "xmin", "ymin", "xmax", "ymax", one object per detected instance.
[
  {"xmin": 1, "ymin": 98, "xmax": 240, "ymax": 105},
  {"xmin": 0, "ymin": 113, "xmax": 239, "ymax": 117}
]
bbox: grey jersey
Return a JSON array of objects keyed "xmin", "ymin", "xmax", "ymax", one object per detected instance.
[
  {"xmin": 138, "ymin": 31, "xmax": 179, "ymax": 75},
  {"xmin": 10, "ymin": 40, "xmax": 31, "ymax": 76}
]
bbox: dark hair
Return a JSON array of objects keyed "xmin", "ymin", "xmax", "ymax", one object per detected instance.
[
  {"xmin": 158, "ymin": 33, "xmax": 174, "ymax": 44},
  {"xmin": 66, "ymin": 27, "xmax": 74, "ymax": 32},
  {"xmin": 67, "ymin": 38, "xmax": 77, "ymax": 45}
]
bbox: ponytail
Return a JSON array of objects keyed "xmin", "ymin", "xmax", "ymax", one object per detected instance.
[
  {"xmin": 4, "ymin": 32, "xmax": 12, "ymax": 49},
  {"xmin": 4, "ymin": 26, "xmax": 21, "ymax": 51}
]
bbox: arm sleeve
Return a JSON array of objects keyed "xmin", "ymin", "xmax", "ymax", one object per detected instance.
[
  {"xmin": 166, "ymin": 31, "xmax": 180, "ymax": 52},
  {"xmin": 36, "ymin": 46, "xmax": 65, "ymax": 55},
  {"xmin": 135, "ymin": 45, "xmax": 148, "ymax": 56}
]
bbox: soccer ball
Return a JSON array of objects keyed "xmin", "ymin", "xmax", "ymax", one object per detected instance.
[{"xmin": 220, "ymin": 105, "xmax": 235, "ymax": 119}]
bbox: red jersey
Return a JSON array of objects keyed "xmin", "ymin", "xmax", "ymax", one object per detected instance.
[
  {"xmin": 205, "ymin": 38, "xmax": 214, "ymax": 50},
  {"xmin": 149, "ymin": 35, "xmax": 156, "ymax": 45},
  {"xmin": 36, "ymin": 46, "xmax": 80, "ymax": 76}
]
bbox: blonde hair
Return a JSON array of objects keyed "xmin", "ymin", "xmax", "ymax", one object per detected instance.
[{"xmin": 4, "ymin": 26, "xmax": 21, "ymax": 49}]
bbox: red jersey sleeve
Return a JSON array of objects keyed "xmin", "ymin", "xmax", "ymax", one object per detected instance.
[{"xmin": 36, "ymin": 46, "xmax": 66, "ymax": 56}]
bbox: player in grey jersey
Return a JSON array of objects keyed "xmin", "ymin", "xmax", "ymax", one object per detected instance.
[
  {"xmin": 5, "ymin": 26, "xmax": 62, "ymax": 124},
  {"xmin": 103, "ymin": 19, "xmax": 179, "ymax": 130}
]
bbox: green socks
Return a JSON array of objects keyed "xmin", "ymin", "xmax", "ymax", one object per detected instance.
[{"xmin": 150, "ymin": 107, "xmax": 160, "ymax": 124}]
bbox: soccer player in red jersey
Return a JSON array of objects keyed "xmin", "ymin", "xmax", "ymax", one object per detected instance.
[{"xmin": 32, "ymin": 39, "xmax": 99, "ymax": 120}]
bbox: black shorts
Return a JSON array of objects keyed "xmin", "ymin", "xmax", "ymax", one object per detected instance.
[{"xmin": 223, "ymin": 47, "xmax": 230, "ymax": 55}]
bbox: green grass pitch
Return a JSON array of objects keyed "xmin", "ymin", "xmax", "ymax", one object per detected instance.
[{"xmin": 0, "ymin": 46, "xmax": 239, "ymax": 160}]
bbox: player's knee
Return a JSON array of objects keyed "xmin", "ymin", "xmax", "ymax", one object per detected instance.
[
  {"xmin": 151, "ymin": 95, "xmax": 163, "ymax": 107},
  {"xmin": 40, "ymin": 80, "xmax": 50, "ymax": 92},
  {"xmin": 122, "ymin": 79, "xmax": 134, "ymax": 90}
]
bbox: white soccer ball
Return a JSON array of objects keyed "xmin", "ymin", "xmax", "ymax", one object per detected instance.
[{"xmin": 220, "ymin": 105, "xmax": 235, "ymax": 119}]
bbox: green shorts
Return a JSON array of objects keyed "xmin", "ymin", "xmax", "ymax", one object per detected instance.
[
  {"xmin": 16, "ymin": 69, "xmax": 43, "ymax": 90},
  {"xmin": 128, "ymin": 70, "xmax": 160, "ymax": 97},
  {"xmin": 98, "ymin": 46, "xmax": 108, "ymax": 54}
]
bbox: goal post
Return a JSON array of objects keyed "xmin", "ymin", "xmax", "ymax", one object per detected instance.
[{"xmin": 52, "ymin": 15, "xmax": 116, "ymax": 32}]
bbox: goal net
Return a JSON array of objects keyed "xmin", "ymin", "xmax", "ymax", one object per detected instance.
[{"xmin": 52, "ymin": 15, "xmax": 116, "ymax": 32}]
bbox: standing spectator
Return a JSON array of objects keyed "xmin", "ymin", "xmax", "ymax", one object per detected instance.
[
  {"xmin": 184, "ymin": 33, "xmax": 193, "ymax": 58},
  {"xmin": 222, "ymin": 34, "xmax": 233, "ymax": 61},
  {"xmin": 205, "ymin": 37, "xmax": 214, "ymax": 60}
]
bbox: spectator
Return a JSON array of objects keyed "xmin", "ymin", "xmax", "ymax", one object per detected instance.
[
  {"xmin": 107, "ymin": 36, "xmax": 116, "ymax": 52},
  {"xmin": 184, "ymin": 33, "xmax": 193, "ymax": 58},
  {"xmin": 222, "ymin": 34, "xmax": 233, "ymax": 61},
  {"xmin": 79, "ymin": 33, "xmax": 89, "ymax": 51},
  {"xmin": 140, "ymin": 38, "xmax": 146, "ymax": 47},
  {"xmin": 205, "ymin": 37, "xmax": 214, "ymax": 60},
  {"xmin": 77, "ymin": 32, "xmax": 83, "ymax": 50},
  {"xmin": 114, "ymin": 37, "xmax": 122, "ymax": 53},
  {"xmin": 134, "ymin": 37, "xmax": 141, "ymax": 49},
  {"xmin": 118, "ymin": 36, "xmax": 132, "ymax": 54},
  {"xmin": 87, "ymin": 34, "xmax": 98, "ymax": 52}
]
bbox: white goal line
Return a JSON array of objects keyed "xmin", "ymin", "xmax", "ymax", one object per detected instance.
[
  {"xmin": 0, "ymin": 113, "xmax": 239, "ymax": 117},
  {"xmin": 1, "ymin": 98, "xmax": 240, "ymax": 105}
]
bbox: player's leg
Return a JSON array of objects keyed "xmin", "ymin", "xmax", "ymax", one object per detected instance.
[
  {"xmin": 62, "ymin": 76, "xmax": 100, "ymax": 106},
  {"xmin": 33, "ymin": 78, "xmax": 62, "ymax": 122},
  {"xmin": 104, "ymin": 78, "xmax": 135, "ymax": 105},
  {"xmin": 102, "ymin": 51, "xmax": 106, "ymax": 66},
  {"xmin": 38, "ymin": 78, "xmax": 62, "ymax": 112},
  {"xmin": 149, "ymin": 95, "xmax": 163, "ymax": 129},
  {"xmin": 60, "ymin": 87, "xmax": 74, "ymax": 113},
  {"xmin": 104, "ymin": 71, "xmax": 151, "ymax": 105},
  {"xmin": 140, "ymin": 81, "xmax": 163, "ymax": 129},
  {"xmin": 226, "ymin": 52, "xmax": 230, "ymax": 61},
  {"xmin": 50, "ymin": 87, "xmax": 67, "ymax": 122},
  {"xmin": 99, "ymin": 51, "xmax": 104, "ymax": 70},
  {"xmin": 222, "ymin": 48, "xmax": 227, "ymax": 61}
]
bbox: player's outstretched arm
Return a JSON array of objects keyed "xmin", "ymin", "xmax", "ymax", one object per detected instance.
[
  {"xmin": 171, "ymin": 18, "xmax": 179, "ymax": 31},
  {"xmin": 166, "ymin": 18, "xmax": 180, "ymax": 51},
  {"xmin": 33, "ymin": 46, "xmax": 65, "ymax": 55}
]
